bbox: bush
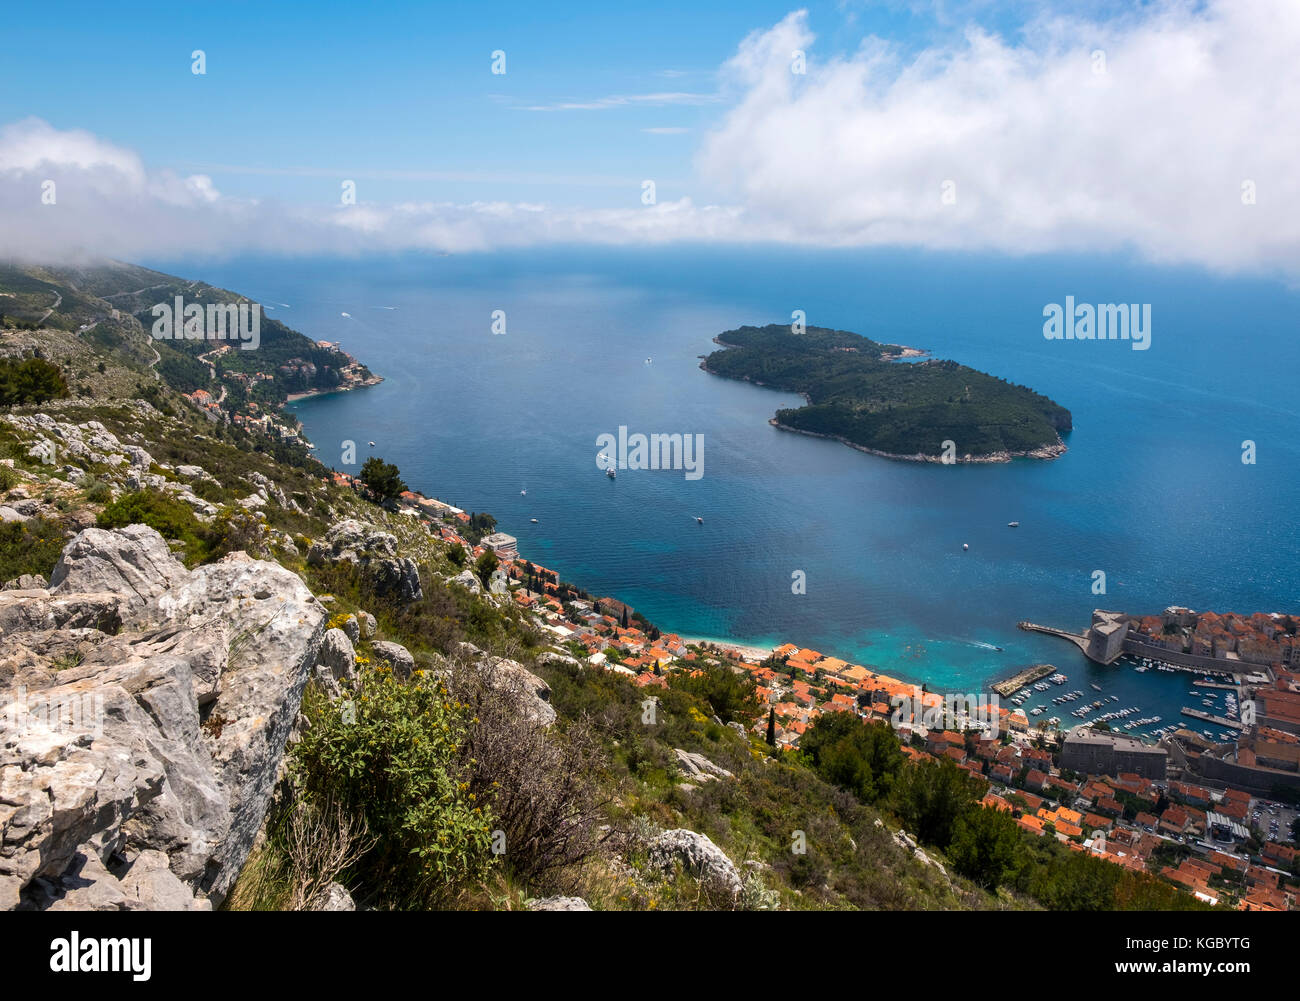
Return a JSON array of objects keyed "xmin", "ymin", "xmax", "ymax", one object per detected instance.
[
  {"xmin": 0, "ymin": 357, "xmax": 69, "ymax": 406},
  {"xmin": 449, "ymin": 662, "xmax": 606, "ymax": 888},
  {"xmin": 0, "ymin": 516, "xmax": 66, "ymax": 583},
  {"xmin": 289, "ymin": 668, "xmax": 496, "ymax": 907},
  {"xmin": 96, "ymin": 489, "xmax": 210, "ymax": 564}
]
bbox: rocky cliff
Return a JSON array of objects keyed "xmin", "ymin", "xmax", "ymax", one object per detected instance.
[{"xmin": 1, "ymin": 522, "xmax": 327, "ymax": 909}]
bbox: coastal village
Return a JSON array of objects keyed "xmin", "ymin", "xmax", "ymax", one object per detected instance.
[{"xmin": 314, "ymin": 451, "xmax": 1300, "ymax": 912}]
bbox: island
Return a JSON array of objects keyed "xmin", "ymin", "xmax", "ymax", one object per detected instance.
[{"xmin": 701, "ymin": 323, "xmax": 1071, "ymax": 462}]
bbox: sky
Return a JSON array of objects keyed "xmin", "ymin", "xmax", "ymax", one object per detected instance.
[{"xmin": 1, "ymin": 0, "xmax": 1298, "ymax": 279}]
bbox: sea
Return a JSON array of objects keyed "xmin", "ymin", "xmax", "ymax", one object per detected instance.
[{"xmin": 150, "ymin": 246, "xmax": 1300, "ymax": 740}]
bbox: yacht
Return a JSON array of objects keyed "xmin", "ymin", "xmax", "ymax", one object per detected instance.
[{"xmin": 1007, "ymin": 521, "xmax": 1019, "ymax": 528}]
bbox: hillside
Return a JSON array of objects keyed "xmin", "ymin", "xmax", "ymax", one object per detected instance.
[{"xmin": 702, "ymin": 323, "xmax": 1072, "ymax": 462}]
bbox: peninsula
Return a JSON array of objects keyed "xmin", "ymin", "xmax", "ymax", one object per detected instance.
[{"xmin": 701, "ymin": 323, "xmax": 1071, "ymax": 462}]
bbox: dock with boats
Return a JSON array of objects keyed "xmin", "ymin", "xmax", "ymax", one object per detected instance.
[
  {"xmin": 1180, "ymin": 707, "xmax": 1240, "ymax": 729},
  {"xmin": 992, "ymin": 663, "xmax": 1058, "ymax": 698}
]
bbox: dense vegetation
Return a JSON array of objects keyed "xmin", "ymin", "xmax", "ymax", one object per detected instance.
[
  {"xmin": 703, "ymin": 324, "xmax": 1071, "ymax": 458},
  {"xmin": 797, "ymin": 713, "xmax": 1206, "ymax": 910},
  {"xmin": 0, "ymin": 356, "xmax": 69, "ymax": 406}
]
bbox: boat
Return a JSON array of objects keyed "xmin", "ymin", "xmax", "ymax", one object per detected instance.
[
  {"xmin": 530, "ymin": 518, "xmax": 538, "ymax": 523},
  {"xmin": 1007, "ymin": 521, "xmax": 1019, "ymax": 528},
  {"xmin": 696, "ymin": 516, "xmax": 703, "ymax": 524},
  {"xmin": 606, "ymin": 467, "xmax": 616, "ymax": 479},
  {"xmin": 962, "ymin": 543, "xmax": 969, "ymax": 551},
  {"xmin": 367, "ymin": 441, "xmax": 376, "ymax": 447},
  {"xmin": 1091, "ymin": 683, "xmax": 1103, "ymax": 691},
  {"xmin": 521, "ymin": 488, "xmax": 527, "ymax": 495}
]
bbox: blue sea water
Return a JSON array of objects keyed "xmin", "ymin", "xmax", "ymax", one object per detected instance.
[{"xmin": 152, "ymin": 247, "xmax": 1300, "ymax": 735}]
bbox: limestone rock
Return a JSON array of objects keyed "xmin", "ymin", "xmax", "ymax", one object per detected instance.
[
  {"xmin": 317, "ymin": 628, "xmax": 357, "ymax": 683},
  {"xmin": 528, "ymin": 895, "xmax": 591, "ymax": 911},
  {"xmin": 371, "ymin": 640, "xmax": 414, "ymax": 681},
  {"xmin": 1, "ymin": 526, "xmax": 327, "ymax": 911},
  {"xmin": 307, "ymin": 520, "xmax": 422, "ymax": 603},
  {"xmin": 49, "ymin": 524, "xmax": 187, "ymax": 616},
  {"xmin": 648, "ymin": 829, "xmax": 742, "ymax": 899},
  {"xmin": 674, "ymin": 748, "xmax": 734, "ymax": 783}
]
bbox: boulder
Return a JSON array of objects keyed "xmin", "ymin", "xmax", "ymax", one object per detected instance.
[
  {"xmin": 310, "ymin": 881, "xmax": 355, "ymax": 911},
  {"xmin": 674, "ymin": 748, "xmax": 734, "ymax": 783},
  {"xmin": 371, "ymin": 640, "xmax": 415, "ymax": 681},
  {"xmin": 3, "ymin": 573, "xmax": 48, "ymax": 591},
  {"xmin": 450, "ymin": 569, "xmax": 482, "ymax": 594},
  {"xmin": 339, "ymin": 614, "xmax": 361, "ymax": 643},
  {"xmin": 479, "ymin": 657, "xmax": 556, "ymax": 727},
  {"xmin": 648, "ymin": 829, "xmax": 742, "ymax": 899},
  {"xmin": 356, "ymin": 610, "xmax": 377, "ymax": 639},
  {"xmin": 528, "ymin": 895, "xmax": 591, "ymax": 911},
  {"xmin": 317, "ymin": 628, "xmax": 357, "ymax": 683},
  {"xmin": 49, "ymin": 524, "xmax": 187, "ymax": 616}
]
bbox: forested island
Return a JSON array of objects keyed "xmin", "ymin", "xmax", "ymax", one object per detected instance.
[{"xmin": 702, "ymin": 324, "xmax": 1072, "ymax": 462}]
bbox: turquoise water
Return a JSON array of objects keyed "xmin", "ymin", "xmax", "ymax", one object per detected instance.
[{"xmin": 154, "ymin": 247, "xmax": 1300, "ymax": 734}]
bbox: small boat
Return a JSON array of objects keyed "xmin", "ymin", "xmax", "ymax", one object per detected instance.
[
  {"xmin": 962, "ymin": 543, "xmax": 969, "ymax": 551},
  {"xmin": 1091, "ymin": 683, "xmax": 1103, "ymax": 691},
  {"xmin": 368, "ymin": 441, "xmax": 376, "ymax": 447},
  {"xmin": 645, "ymin": 357, "xmax": 652, "ymax": 365},
  {"xmin": 521, "ymin": 488, "xmax": 527, "ymax": 495},
  {"xmin": 606, "ymin": 467, "xmax": 616, "ymax": 479},
  {"xmin": 1007, "ymin": 521, "xmax": 1019, "ymax": 528},
  {"xmin": 696, "ymin": 516, "xmax": 703, "ymax": 524},
  {"xmin": 530, "ymin": 518, "xmax": 538, "ymax": 523}
]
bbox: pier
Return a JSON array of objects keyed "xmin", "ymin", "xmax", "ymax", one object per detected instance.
[
  {"xmin": 1018, "ymin": 622, "xmax": 1093, "ymax": 655},
  {"xmin": 1179, "ymin": 707, "xmax": 1240, "ymax": 729},
  {"xmin": 992, "ymin": 663, "xmax": 1058, "ymax": 698}
]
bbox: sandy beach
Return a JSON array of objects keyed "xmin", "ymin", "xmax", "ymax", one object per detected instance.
[{"xmin": 679, "ymin": 634, "xmax": 775, "ymax": 663}]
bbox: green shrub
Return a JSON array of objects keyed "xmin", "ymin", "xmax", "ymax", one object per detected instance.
[
  {"xmin": 95, "ymin": 489, "xmax": 209, "ymax": 563},
  {"xmin": 0, "ymin": 516, "xmax": 66, "ymax": 583},
  {"xmin": 0, "ymin": 357, "xmax": 69, "ymax": 406},
  {"xmin": 83, "ymin": 478, "xmax": 113, "ymax": 503},
  {"xmin": 289, "ymin": 668, "xmax": 496, "ymax": 907}
]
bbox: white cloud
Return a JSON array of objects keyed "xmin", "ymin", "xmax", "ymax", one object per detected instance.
[
  {"xmin": 1, "ymin": 1, "xmax": 1298, "ymax": 276},
  {"xmin": 697, "ymin": 3, "xmax": 1300, "ymax": 275}
]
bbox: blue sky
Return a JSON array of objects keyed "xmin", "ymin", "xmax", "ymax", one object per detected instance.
[
  {"xmin": 0, "ymin": 0, "xmax": 1069, "ymax": 207},
  {"xmin": 0, "ymin": 0, "xmax": 1295, "ymax": 279}
]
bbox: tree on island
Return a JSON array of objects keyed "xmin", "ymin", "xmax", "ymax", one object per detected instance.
[{"xmin": 359, "ymin": 456, "xmax": 407, "ymax": 502}]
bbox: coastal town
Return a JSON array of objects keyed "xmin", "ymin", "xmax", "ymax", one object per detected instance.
[{"xmin": 316, "ymin": 455, "xmax": 1300, "ymax": 912}]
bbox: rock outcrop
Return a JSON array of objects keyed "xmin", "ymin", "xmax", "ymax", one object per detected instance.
[
  {"xmin": 307, "ymin": 520, "xmax": 422, "ymax": 603},
  {"xmin": 0, "ymin": 524, "xmax": 327, "ymax": 910}
]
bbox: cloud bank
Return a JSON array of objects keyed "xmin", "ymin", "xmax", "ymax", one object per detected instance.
[{"xmin": 1, "ymin": 1, "xmax": 1297, "ymax": 277}]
